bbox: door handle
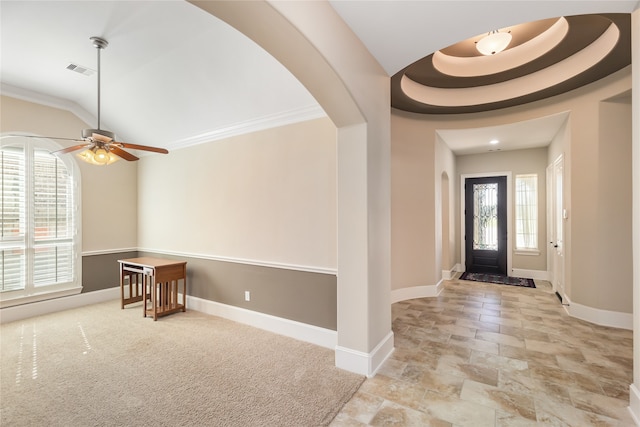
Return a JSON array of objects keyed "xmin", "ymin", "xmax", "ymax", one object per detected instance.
[{"xmin": 554, "ymin": 244, "xmax": 558, "ymax": 248}]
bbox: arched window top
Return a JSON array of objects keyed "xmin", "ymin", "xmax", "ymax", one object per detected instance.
[{"xmin": 0, "ymin": 134, "xmax": 82, "ymax": 307}]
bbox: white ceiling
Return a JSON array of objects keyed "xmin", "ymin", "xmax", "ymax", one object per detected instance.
[
  {"xmin": 1, "ymin": 1, "xmax": 637, "ymax": 155},
  {"xmin": 436, "ymin": 112, "xmax": 570, "ymax": 156},
  {"xmin": 0, "ymin": 1, "xmax": 322, "ymax": 151}
]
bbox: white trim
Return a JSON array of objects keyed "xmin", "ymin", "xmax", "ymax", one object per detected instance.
[
  {"xmin": 335, "ymin": 331, "xmax": 395, "ymax": 377},
  {"xmin": 138, "ymin": 247, "xmax": 337, "ymax": 275},
  {"xmin": 564, "ymin": 295, "xmax": 633, "ymax": 330},
  {"xmin": 186, "ymin": 295, "xmax": 337, "ymax": 349},
  {"xmin": 0, "ymin": 287, "xmax": 119, "ymax": 324},
  {"xmin": 391, "ymin": 281, "xmax": 444, "ymax": 304},
  {"xmin": 82, "ymin": 248, "xmax": 138, "ymax": 256},
  {"xmin": 166, "ymin": 105, "xmax": 327, "ymax": 151},
  {"xmin": 460, "ymin": 172, "xmax": 513, "ymax": 275},
  {"xmin": 511, "ymin": 268, "xmax": 549, "ymax": 281},
  {"xmin": 454, "ymin": 263, "xmax": 463, "ymax": 273},
  {"xmin": 82, "ymin": 247, "xmax": 336, "ymax": 275},
  {"xmin": 629, "ymin": 384, "xmax": 640, "ymax": 426},
  {"xmin": 514, "ymin": 250, "xmax": 541, "ymax": 256},
  {"xmin": 79, "ymin": 246, "xmax": 337, "ymax": 275},
  {"xmin": 0, "ymin": 287, "xmax": 83, "ymax": 309},
  {"xmin": 0, "ymin": 288, "xmax": 338, "ymax": 350},
  {"xmin": 442, "ymin": 268, "xmax": 456, "ymax": 280}
]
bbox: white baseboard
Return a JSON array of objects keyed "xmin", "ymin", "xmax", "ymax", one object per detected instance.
[
  {"xmin": 442, "ymin": 268, "xmax": 456, "ymax": 280},
  {"xmin": 629, "ymin": 384, "xmax": 640, "ymax": 426},
  {"xmin": 511, "ymin": 268, "xmax": 549, "ymax": 281},
  {"xmin": 186, "ymin": 295, "xmax": 337, "ymax": 350},
  {"xmin": 335, "ymin": 331, "xmax": 394, "ymax": 377},
  {"xmin": 0, "ymin": 287, "xmax": 120, "ymax": 324},
  {"xmin": 564, "ymin": 295, "xmax": 633, "ymax": 330},
  {"xmin": 391, "ymin": 280, "xmax": 444, "ymax": 304},
  {"xmin": 190, "ymin": 294, "xmax": 393, "ymax": 377}
]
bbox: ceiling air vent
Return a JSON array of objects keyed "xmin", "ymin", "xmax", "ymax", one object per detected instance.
[{"xmin": 66, "ymin": 63, "xmax": 95, "ymax": 76}]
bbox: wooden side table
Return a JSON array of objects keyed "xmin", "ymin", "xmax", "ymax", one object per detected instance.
[{"xmin": 118, "ymin": 257, "xmax": 187, "ymax": 320}]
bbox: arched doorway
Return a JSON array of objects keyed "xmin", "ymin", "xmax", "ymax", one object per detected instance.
[{"xmin": 189, "ymin": 0, "xmax": 393, "ymax": 376}]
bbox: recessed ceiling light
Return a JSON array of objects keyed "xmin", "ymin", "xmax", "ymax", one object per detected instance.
[{"xmin": 490, "ymin": 139, "xmax": 499, "ymax": 145}]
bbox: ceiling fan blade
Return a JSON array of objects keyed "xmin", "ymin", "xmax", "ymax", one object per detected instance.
[
  {"xmin": 118, "ymin": 142, "xmax": 169, "ymax": 154},
  {"xmin": 51, "ymin": 144, "xmax": 92, "ymax": 155},
  {"xmin": 6, "ymin": 134, "xmax": 84, "ymax": 142},
  {"xmin": 110, "ymin": 146, "xmax": 139, "ymax": 161}
]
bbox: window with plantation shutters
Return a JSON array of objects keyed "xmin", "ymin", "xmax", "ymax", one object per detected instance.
[
  {"xmin": 1, "ymin": 136, "xmax": 81, "ymax": 307},
  {"xmin": 1, "ymin": 146, "xmax": 26, "ymax": 292}
]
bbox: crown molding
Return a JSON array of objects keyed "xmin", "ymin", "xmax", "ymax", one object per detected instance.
[
  {"xmin": 166, "ymin": 104, "xmax": 327, "ymax": 151},
  {"xmin": 1, "ymin": 83, "xmax": 96, "ymax": 127},
  {"xmin": 2, "ymin": 83, "xmax": 326, "ymax": 151}
]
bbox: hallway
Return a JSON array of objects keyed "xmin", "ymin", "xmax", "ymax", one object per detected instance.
[{"xmin": 332, "ymin": 279, "xmax": 634, "ymax": 426}]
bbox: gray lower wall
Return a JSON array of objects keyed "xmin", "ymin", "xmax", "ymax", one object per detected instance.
[
  {"xmin": 83, "ymin": 251, "xmax": 337, "ymax": 330},
  {"xmin": 82, "ymin": 251, "xmax": 138, "ymax": 293}
]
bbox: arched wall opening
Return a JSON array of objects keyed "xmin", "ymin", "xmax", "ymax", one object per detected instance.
[{"xmin": 188, "ymin": 0, "xmax": 392, "ymax": 376}]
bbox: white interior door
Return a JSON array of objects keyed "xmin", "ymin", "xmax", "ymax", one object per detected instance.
[
  {"xmin": 551, "ymin": 155, "xmax": 565, "ymax": 301},
  {"xmin": 546, "ymin": 164, "xmax": 554, "ymax": 286}
]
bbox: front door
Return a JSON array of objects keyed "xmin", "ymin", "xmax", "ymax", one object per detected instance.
[{"xmin": 465, "ymin": 176, "xmax": 507, "ymax": 274}]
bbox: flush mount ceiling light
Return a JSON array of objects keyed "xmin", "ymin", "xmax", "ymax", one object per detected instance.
[
  {"xmin": 476, "ymin": 30, "xmax": 512, "ymax": 55},
  {"xmin": 490, "ymin": 139, "xmax": 499, "ymax": 145}
]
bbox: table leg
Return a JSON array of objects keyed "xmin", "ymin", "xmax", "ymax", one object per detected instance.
[
  {"xmin": 152, "ymin": 275, "xmax": 158, "ymax": 321},
  {"xmin": 143, "ymin": 274, "xmax": 148, "ymax": 317},
  {"xmin": 120, "ymin": 267, "xmax": 125, "ymax": 309}
]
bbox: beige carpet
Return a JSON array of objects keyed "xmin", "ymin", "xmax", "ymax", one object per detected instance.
[{"xmin": 0, "ymin": 300, "xmax": 364, "ymax": 426}]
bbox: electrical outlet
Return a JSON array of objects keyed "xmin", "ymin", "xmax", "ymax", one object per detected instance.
[{"xmin": 244, "ymin": 291, "xmax": 251, "ymax": 302}]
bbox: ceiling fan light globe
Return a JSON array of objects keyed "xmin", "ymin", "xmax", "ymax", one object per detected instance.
[
  {"xmin": 77, "ymin": 149, "xmax": 95, "ymax": 163},
  {"xmin": 93, "ymin": 148, "xmax": 110, "ymax": 165}
]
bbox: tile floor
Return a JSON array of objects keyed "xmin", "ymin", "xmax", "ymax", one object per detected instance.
[{"xmin": 331, "ymin": 278, "xmax": 635, "ymax": 426}]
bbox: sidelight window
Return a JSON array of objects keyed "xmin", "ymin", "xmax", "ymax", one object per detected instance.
[{"xmin": 515, "ymin": 174, "xmax": 538, "ymax": 251}]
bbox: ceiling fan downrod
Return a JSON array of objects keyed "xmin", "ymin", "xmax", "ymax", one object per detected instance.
[{"xmin": 82, "ymin": 36, "xmax": 114, "ymax": 140}]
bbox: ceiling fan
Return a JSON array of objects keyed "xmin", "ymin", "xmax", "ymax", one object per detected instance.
[{"xmin": 15, "ymin": 36, "xmax": 168, "ymax": 165}]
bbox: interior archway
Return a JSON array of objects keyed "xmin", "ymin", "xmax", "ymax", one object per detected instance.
[{"xmin": 188, "ymin": 0, "xmax": 393, "ymax": 376}]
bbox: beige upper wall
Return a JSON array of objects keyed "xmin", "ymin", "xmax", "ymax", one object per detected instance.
[
  {"xmin": 593, "ymin": 98, "xmax": 632, "ymax": 311},
  {"xmin": 565, "ymin": 70, "xmax": 632, "ymax": 312},
  {"xmin": 137, "ymin": 117, "xmax": 337, "ymax": 270},
  {"xmin": 0, "ymin": 95, "xmax": 138, "ymax": 253},
  {"xmin": 391, "ymin": 111, "xmax": 437, "ymax": 289},
  {"xmin": 456, "ymin": 147, "xmax": 548, "ymax": 272}
]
